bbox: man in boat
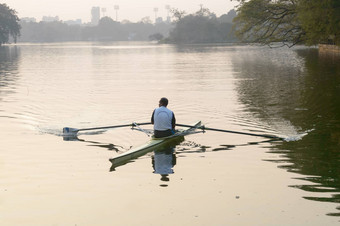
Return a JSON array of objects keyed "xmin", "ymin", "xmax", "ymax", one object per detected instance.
[{"xmin": 151, "ymin": 97, "xmax": 176, "ymax": 138}]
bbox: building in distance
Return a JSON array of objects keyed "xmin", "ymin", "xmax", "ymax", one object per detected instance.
[
  {"xmin": 91, "ymin": 7, "xmax": 100, "ymax": 26},
  {"xmin": 42, "ymin": 16, "xmax": 60, "ymax": 22}
]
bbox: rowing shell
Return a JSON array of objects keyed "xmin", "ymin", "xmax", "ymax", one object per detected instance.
[{"xmin": 109, "ymin": 121, "xmax": 201, "ymax": 170}]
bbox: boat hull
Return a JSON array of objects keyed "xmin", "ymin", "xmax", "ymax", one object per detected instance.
[{"xmin": 109, "ymin": 121, "xmax": 201, "ymax": 170}]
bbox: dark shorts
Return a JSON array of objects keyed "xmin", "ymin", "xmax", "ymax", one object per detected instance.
[{"xmin": 154, "ymin": 129, "xmax": 174, "ymax": 138}]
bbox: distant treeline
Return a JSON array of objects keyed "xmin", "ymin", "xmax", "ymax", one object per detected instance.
[
  {"xmin": 19, "ymin": 17, "xmax": 172, "ymax": 42},
  {"xmin": 18, "ymin": 9, "xmax": 237, "ymax": 44},
  {"xmin": 166, "ymin": 8, "xmax": 237, "ymax": 44}
]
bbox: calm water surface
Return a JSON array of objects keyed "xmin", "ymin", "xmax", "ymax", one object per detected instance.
[{"xmin": 0, "ymin": 42, "xmax": 339, "ymax": 225}]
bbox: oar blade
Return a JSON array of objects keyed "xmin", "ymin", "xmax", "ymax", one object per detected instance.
[{"xmin": 63, "ymin": 127, "xmax": 79, "ymax": 136}]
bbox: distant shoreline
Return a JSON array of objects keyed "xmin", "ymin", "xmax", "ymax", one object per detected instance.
[{"xmin": 319, "ymin": 44, "xmax": 340, "ymax": 54}]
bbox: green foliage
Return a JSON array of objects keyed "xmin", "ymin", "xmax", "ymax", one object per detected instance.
[
  {"xmin": 297, "ymin": 0, "xmax": 340, "ymax": 45},
  {"xmin": 233, "ymin": 0, "xmax": 340, "ymax": 46},
  {"xmin": 233, "ymin": 0, "xmax": 303, "ymax": 47},
  {"xmin": 0, "ymin": 4, "xmax": 21, "ymax": 45}
]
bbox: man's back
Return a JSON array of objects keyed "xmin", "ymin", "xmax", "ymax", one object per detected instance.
[{"xmin": 151, "ymin": 97, "xmax": 176, "ymax": 138}]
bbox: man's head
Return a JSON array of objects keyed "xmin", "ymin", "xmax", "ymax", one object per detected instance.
[{"xmin": 159, "ymin": 97, "xmax": 168, "ymax": 107}]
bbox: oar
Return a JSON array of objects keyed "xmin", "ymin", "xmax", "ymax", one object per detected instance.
[
  {"xmin": 176, "ymin": 123, "xmax": 282, "ymax": 140},
  {"xmin": 63, "ymin": 122, "xmax": 152, "ymax": 136}
]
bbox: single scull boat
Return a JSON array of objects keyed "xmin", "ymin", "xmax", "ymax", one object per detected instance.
[{"xmin": 109, "ymin": 121, "xmax": 202, "ymax": 170}]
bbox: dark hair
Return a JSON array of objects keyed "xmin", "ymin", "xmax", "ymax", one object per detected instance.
[{"xmin": 159, "ymin": 97, "xmax": 168, "ymax": 107}]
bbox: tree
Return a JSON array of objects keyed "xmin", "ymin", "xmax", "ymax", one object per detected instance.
[
  {"xmin": 233, "ymin": 0, "xmax": 340, "ymax": 47},
  {"xmin": 139, "ymin": 17, "xmax": 152, "ymax": 24},
  {"xmin": 233, "ymin": 0, "xmax": 303, "ymax": 47},
  {"xmin": 149, "ymin": 33, "xmax": 164, "ymax": 41},
  {"xmin": 195, "ymin": 6, "xmax": 216, "ymax": 18},
  {"xmin": 219, "ymin": 9, "xmax": 237, "ymax": 23},
  {"xmin": 168, "ymin": 8, "xmax": 235, "ymax": 44},
  {"xmin": 170, "ymin": 8, "xmax": 186, "ymax": 22},
  {"xmin": 297, "ymin": 0, "xmax": 340, "ymax": 45},
  {"xmin": 0, "ymin": 4, "xmax": 21, "ymax": 45}
]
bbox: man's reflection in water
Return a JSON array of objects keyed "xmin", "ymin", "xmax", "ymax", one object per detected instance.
[{"xmin": 152, "ymin": 146, "xmax": 176, "ymax": 181}]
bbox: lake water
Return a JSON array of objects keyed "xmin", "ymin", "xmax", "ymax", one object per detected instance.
[{"xmin": 0, "ymin": 42, "xmax": 339, "ymax": 225}]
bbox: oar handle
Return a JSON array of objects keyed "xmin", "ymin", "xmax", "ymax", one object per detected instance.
[
  {"xmin": 175, "ymin": 123, "xmax": 281, "ymax": 139},
  {"xmin": 78, "ymin": 122, "xmax": 152, "ymax": 132}
]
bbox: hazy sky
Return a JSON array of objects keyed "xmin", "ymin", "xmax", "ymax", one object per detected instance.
[{"xmin": 5, "ymin": 0, "xmax": 238, "ymax": 23}]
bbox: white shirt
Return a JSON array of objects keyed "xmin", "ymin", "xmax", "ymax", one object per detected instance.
[{"xmin": 152, "ymin": 106, "xmax": 174, "ymax": 131}]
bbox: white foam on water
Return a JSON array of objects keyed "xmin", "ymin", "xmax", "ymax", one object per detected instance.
[
  {"xmin": 266, "ymin": 119, "xmax": 314, "ymax": 142},
  {"xmin": 280, "ymin": 128, "xmax": 314, "ymax": 141}
]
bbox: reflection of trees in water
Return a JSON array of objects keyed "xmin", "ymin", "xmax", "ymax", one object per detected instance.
[
  {"xmin": 0, "ymin": 46, "xmax": 20, "ymax": 99},
  {"xmin": 232, "ymin": 47, "xmax": 340, "ymax": 216},
  {"xmin": 232, "ymin": 47, "xmax": 306, "ymax": 122}
]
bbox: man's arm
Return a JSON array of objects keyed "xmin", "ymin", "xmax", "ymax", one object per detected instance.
[
  {"xmin": 151, "ymin": 109, "xmax": 155, "ymax": 124},
  {"xmin": 172, "ymin": 112, "xmax": 176, "ymax": 129}
]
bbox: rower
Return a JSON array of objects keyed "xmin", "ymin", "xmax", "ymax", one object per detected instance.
[{"xmin": 151, "ymin": 97, "xmax": 176, "ymax": 138}]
